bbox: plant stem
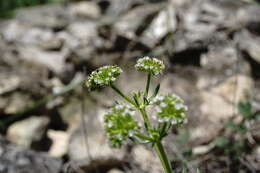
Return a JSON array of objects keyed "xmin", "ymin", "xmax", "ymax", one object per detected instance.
[
  {"xmin": 110, "ymin": 84, "xmax": 135, "ymax": 106},
  {"xmin": 145, "ymin": 73, "xmax": 151, "ymax": 98},
  {"xmin": 140, "ymin": 107, "xmax": 152, "ymax": 130},
  {"xmin": 139, "ymin": 108, "xmax": 173, "ymax": 173},
  {"xmin": 135, "ymin": 132, "xmax": 154, "ymax": 141},
  {"xmin": 154, "ymin": 141, "xmax": 173, "ymax": 173}
]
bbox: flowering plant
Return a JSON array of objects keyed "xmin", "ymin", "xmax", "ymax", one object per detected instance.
[{"xmin": 86, "ymin": 57, "xmax": 187, "ymax": 173}]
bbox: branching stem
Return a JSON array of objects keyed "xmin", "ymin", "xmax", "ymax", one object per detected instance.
[{"xmin": 110, "ymin": 84, "xmax": 135, "ymax": 106}]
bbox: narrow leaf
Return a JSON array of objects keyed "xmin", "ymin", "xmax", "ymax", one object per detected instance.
[{"xmin": 152, "ymin": 83, "xmax": 160, "ymax": 98}]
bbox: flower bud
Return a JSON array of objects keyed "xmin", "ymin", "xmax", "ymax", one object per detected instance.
[
  {"xmin": 104, "ymin": 103, "xmax": 138, "ymax": 148},
  {"xmin": 152, "ymin": 94, "xmax": 187, "ymax": 125},
  {"xmin": 86, "ymin": 65, "xmax": 123, "ymax": 91},
  {"xmin": 135, "ymin": 56, "xmax": 165, "ymax": 75}
]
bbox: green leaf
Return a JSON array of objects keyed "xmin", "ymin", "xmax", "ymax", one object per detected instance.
[
  {"xmin": 133, "ymin": 94, "xmax": 140, "ymax": 107},
  {"xmin": 143, "ymin": 96, "xmax": 149, "ymax": 105},
  {"xmin": 255, "ymin": 112, "xmax": 260, "ymax": 120},
  {"xmin": 214, "ymin": 136, "xmax": 229, "ymax": 148},
  {"xmin": 238, "ymin": 101, "xmax": 252, "ymax": 119},
  {"xmin": 152, "ymin": 83, "xmax": 160, "ymax": 98},
  {"xmin": 224, "ymin": 121, "xmax": 247, "ymax": 133}
]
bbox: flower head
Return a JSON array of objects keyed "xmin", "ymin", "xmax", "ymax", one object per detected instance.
[
  {"xmin": 135, "ymin": 56, "xmax": 165, "ymax": 75},
  {"xmin": 104, "ymin": 103, "xmax": 138, "ymax": 148},
  {"xmin": 86, "ymin": 65, "xmax": 122, "ymax": 91},
  {"xmin": 151, "ymin": 94, "xmax": 187, "ymax": 125}
]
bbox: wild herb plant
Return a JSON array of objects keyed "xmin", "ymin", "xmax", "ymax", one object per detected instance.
[
  {"xmin": 214, "ymin": 101, "xmax": 260, "ymax": 160},
  {"xmin": 86, "ymin": 57, "xmax": 188, "ymax": 173}
]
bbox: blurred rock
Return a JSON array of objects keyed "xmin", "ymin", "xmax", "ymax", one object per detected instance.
[
  {"xmin": 238, "ymin": 30, "xmax": 260, "ymax": 64},
  {"xmin": 4, "ymin": 92, "xmax": 33, "ymax": 114},
  {"xmin": 0, "ymin": 73, "xmax": 20, "ymax": 95},
  {"xmin": 15, "ymin": 4, "xmax": 68, "ymax": 30},
  {"xmin": 7, "ymin": 116, "xmax": 49, "ymax": 148},
  {"xmin": 211, "ymin": 75, "xmax": 253, "ymax": 104},
  {"xmin": 114, "ymin": 3, "xmax": 164, "ymax": 40},
  {"xmin": 192, "ymin": 74, "xmax": 253, "ymax": 144},
  {"xmin": 40, "ymin": 37, "xmax": 63, "ymax": 51},
  {"xmin": 69, "ymin": 2, "xmax": 101, "ymax": 19},
  {"xmin": 132, "ymin": 145, "xmax": 161, "ymax": 173},
  {"xmin": 1, "ymin": 21, "xmax": 29, "ymax": 42},
  {"xmin": 68, "ymin": 22, "xmax": 97, "ymax": 40},
  {"xmin": 19, "ymin": 27, "xmax": 54, "ymax": 46},
  {"xmin": 107, "ymin": 168, "xmax": 124, "ymax": 173},
  {"xmin": 0, "ymin": 135, "xmax": 62, "ymax": 173},
  {"xmin": 18, "ymin": 46, "xmax": 68, "ymax": 74},
  {"xmin": 105, "ymin": 0, "xmax": 146, "ymax": 16},
  {"xmin": 68, "ymin": 108, "xmax": 125, "ymax": 167},
  {"xmin": 141, "ymin": 6, "xmax": 177, "ymax": 48},
  {"xmin": 48, "ymin": 130, "xmax": 69, "ymax": 157}
]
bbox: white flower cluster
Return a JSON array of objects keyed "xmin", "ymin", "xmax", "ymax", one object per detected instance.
[
  {"xmin": 135, "ymin": 56, "xmax": 165, "ymax": 75},
  {"xmin": 86, "ymin": 65, "xmax": 123, "ymax": 90},
  {"xmin": 104, "ymin": 103, "xmax": 138, "ymax": 148},
  {"xmin": 151, "ymin": 94, "xmax": 188, "ymax": 125}
]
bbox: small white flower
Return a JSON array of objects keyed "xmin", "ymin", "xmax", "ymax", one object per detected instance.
[
  {"xmin": 108, "ymin": 122, "xmax": 113, "ymax": 128},
  {"xmin": 128, "ymin": 131, "xmax": 134, "ymax": 137},
  {"xmin": 160, "ymin": 102, "xmax": 167, "ymax": 108}
]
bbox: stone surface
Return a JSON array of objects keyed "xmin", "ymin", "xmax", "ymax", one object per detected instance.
[
  {"xmin": 0, "ymin": 73, "xmax": 20, "ymax": 95},
  {"xmin": 0, "ymin": 135, "xmax": 62, "ymax": 173},
  {"xmin": 238, "ymin": 30, "xmax": 260, "ymax": 64},
  {"xmin": 68, "ymin": 108, "xmax": 125, "ymax": 164},
  {"xmin": 114, "ymin": 3, "xmax": 164, "ymax": 40},
  {"xmin": 7, "ymin": 116, "xmax": 49, "ymax": 148},
  {"xmin": 132, "ymin": 145, "xmax": 161, "ymax": 173},
  {"xmin": 18, "ymin": 46, "xmax": 68, "ymax": 74},
  {"xmin": 107, "ymin": 168, "xmax": 124, "ymax": 173},
  {"xmin": 69, "ymin": 2, "xmax": 101, "ymax": 19},
  {"xmin": 141, "ymin": 6, "xmax": 177, "ymax": 47},
  {"xmin": 47, "ymin": 130, "xmax": 69, "ymax": 157}
]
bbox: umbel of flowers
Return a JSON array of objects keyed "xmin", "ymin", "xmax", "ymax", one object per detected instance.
[{"xmin": 86, "ymin": 56, "xmax": 187, "ymax": 173}]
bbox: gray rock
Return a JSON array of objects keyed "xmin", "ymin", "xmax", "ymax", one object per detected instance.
[
  {"xmin": 140, "ymin": 6, "xmax": 177, "ymax": 48},
  {"xmin": 15, "ymin": 4, "xmax": 68, "ymax": 30},
  {"xmin": 69, "ymin": 2, "xmax": 101, "ymax": 19},
  {"xmin": 3, "ymin": 92, "xmax": 33, "ymax": 114},
  {"xmin": 237, "ymin": 30, "xmax": 260, "ymax": 64},
  {"xmin": 114, "ymin": 3, "xmax": 164, "ymax": 40},
  {"xmin": 192, "ymin": 75, "xmax": 254, "ymax": 144},
  {"xmin": 18, "ymin": 46, "xmax": 68, "ymax": 74},
  {"xmin": 7, "ymin": 116, "xmax": 50, "ymax": 148},
  {"xmin": 68, "ymin": 107, "xmax": 126, "ymax": 168},
  {"xmin": 0, "ymin": 135, "xmax": 62, "ymax": 173},
  {"xmin": 132, "ymin": 145, "xmax": 161, "ymax": 173},
  {"xmin": 0, "ymin": 73, "xmax": 20, "ymax": 95}
]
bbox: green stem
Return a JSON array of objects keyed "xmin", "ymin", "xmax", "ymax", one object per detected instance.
[
  {"xmin": 140, "ymin": 107, "xmax": 152, "ymax": 130},
  {"xmin": 135, "ymin": 132, "xmax": 154, "ymax": 141},
  {"xmin": 139, "ymin": 107, "xmax": 173, "ymax": 173},
  {"xmin": 154, "ymin": 141, "xmax": 173, "ymax": 173},
  {"xmin": 110, "ymin": 84, "xmax": 135, "ymax": 106},
  {"xmin": 145, "ymin": 73, "xmax": 151, "ymax": 98}
]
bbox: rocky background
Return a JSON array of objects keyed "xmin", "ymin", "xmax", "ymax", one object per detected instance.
[{"xmin": 0, "ymin": 0, "xmax": 260, "ymax": 172}]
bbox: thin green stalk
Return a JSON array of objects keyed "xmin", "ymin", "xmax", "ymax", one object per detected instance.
[
  {"xmin": 140, "ymin": 107, "xmax": 152, "ymax": 130},
  {"xmin": 110, "ymin": 84, "xmax": 135, "ymax": 106},
  {"xmin": 140, "ymin": 107, "xmax": 173, "ymax": 173},
  {"xmin": 154, "ymin": 141, "xmax": 173, "ymax": 173},
  {"xmin": 135, "ymin": 131, "xmax": 154, "ymax": 141},
  {"xmin": 145, "ymin": 73, "xmax": 151, "ymax": 98}
]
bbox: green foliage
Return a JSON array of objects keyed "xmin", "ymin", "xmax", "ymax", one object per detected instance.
[
  {"xmin": 238, "ymin": 101, "xmax": 252, "ymax": 119},
  {"xmin": 87, "ymin": 56, "xmax": 187, "ymax": 173},
  {"xmin": 104, "ymin": 103, "xmax": 138, "ymax": 148},
  {"xmin": 213, "ymin": 101, "xmax": 258, "ymax": 159},
  {"xmin": 86, "ymin": 65, "xmax": 122, "ymax": 91},
  {"xmin": 0, "ymin": 0, "xmax": 64, "ymax": 18}
]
